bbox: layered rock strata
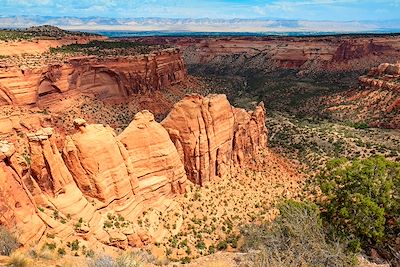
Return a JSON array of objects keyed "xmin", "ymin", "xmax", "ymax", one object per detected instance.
[
  {"xmin": 162, "ymin": 94, "xmax": 267, "ymax": 185},
  {"xmin": 324, "ymin": 62, "xmax": 400, "ymax": 128},
  {"xmin": 133, "ymin": 35, "xmax": 400, "ymax": 73},
  {"xmin": 0, "ymin": 49, "xmax": 186, "ymax": 107},
  {"xmin": 0, "ymin": 94, "xmax": 267, "ymax": 249}
]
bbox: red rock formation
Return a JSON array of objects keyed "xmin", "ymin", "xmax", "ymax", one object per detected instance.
[
  {"xmin": 324, "ymin": 62, "xmax": 400, "ymax": 128},
  {"xmin": 0, "ymin": 49, "xmax": 186, "ymax": 107},
  {"xmin": 232, "ymin": 103, "xmax": 268, "ymax": 167},
  {"xmin": 133, "ymin": 35, "xmax": 400, "ymax": 73},
  {"xmin": 0, "ymin": 94, "xmax": 268, "ymax": 250},
  {"xmin": 63, "ymin": 120, "xmax": 138, "ymax": 203},
  {"xmin": 118, "ymin": 111, "xmax": 187, "ymax": 196},
  {"xmin": 162, "ymin": 94, "xmax": 267, "ymax": 185},
  {"xmin": 0, "ymin": 111, "xmax": 189, "ymax": 246}
]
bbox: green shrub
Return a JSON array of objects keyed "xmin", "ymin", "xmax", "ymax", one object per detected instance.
[
  {"xmin": 0, "ymin": 226, "xmax": 19, "ymax": 256},
  {"xmin": 352, "ymin": 122, "xmax": 369, "ymax": 129},
  {"xmin": 317, "ymin": 156, "xmax": 400, "ymax": 248},
  {"xmin": 208, "ymin": 245, "xmax": 216, "ymax": 254},
  {"xmin": 216, "ymin": 241, "xmax": 227, "ymax": 251},
  {"xmin": 70, "ymin": 240, "xmax": 80, "ymax": 251},
  {"xmin": 241, "ymin": 200, "xmax": 356, "ymax": 267},
  {"xmin": 57, "ymin": 247, "xmax": 66, "ymax": 256}
]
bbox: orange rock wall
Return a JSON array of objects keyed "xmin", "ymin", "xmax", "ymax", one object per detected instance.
[
  {"xmin": 162, "ymin": 94, "xmax": 267, "ymax": 185},
  {"xmin": 0, "ymin": 94, "xmax": 267, "ymax": 247},
  {"xmin": 0, "ymin": 49, "xmax": 186, "ymax": 107},
  {"xmin": 133, "ymin": 35, "xmax": 400, "ymax": 72}
]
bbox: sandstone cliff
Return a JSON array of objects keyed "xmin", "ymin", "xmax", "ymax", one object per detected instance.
[
  {"xmin": 0, "ymin": 49, "xmax": 186, "ymax": 107},
  {"xmin": 134, "ymin": 36, "xmax": 400, "ymax": 73},
  {"xmin": 324, "ymin": 62, "xmax": 400, "ymax": 128},
  {"xmin": 0, "ymin": 94, "xmax": 267, "ymax": 251},
  {"xmin": 162, "ymin": 94, "xmax": 267, "ymax": 185}
]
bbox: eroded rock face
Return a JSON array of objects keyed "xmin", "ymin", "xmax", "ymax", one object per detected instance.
[
  {"xmin": 0, "ymin": 94, "xmax": 268, "ymax": 250},
  {"xmin": 232, "ymin": 103, "xmax": 268, "ymax": 167},
  {"xmin": 162, "ymin": 94, "xmax": 267, "ymax": 185},
  {"xmin": 63, "ymin": 119, "xmax": 138, "ymax": 203},
  {"xmin": 118, "ymin": 111, "xmax": 187, "ymax": 196},
  {"xmin": 0, "ymin": 141, "xmax": 46, "ymax": 244},
  {"xmin": 138, "ymin": 36, "xmax": 400, "ymax": 73},
  {"xmin": 0, "ymin": 110, "xmax": 189, "ymax": 246},
  {"xmin": 0, "ymin": 49, "xmax": 186, "ymax": 107},
  {"xmin": 324, "ymin": 62, "xmax": 400, "ymax": 128}
]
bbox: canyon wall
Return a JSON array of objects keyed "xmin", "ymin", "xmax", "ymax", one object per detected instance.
[
  {"xmin": 0, "ymin": 48, "xmax": 186, "ymax": 108},
  {"xmin": 162, "ymin": 94, "xmax": 267, "ymax": 185},
  {"xmin": 132, "ymin": 35, "xmax": 400, "ymax": 73},
  {"xmin": 0, "ymin": 94, "xmax": 267, "ymax": 250},
  {"xmin": 324, "ymin": 62, "xmax": 400, "ymax": 128}
]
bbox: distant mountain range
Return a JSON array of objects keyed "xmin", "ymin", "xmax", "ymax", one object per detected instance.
[{"xmin": 1, "ymin": 15, "xmax": 400, "ymax": 33}]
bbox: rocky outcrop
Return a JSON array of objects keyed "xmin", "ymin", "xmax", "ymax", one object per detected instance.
[
  {"xmin": 0, "ymin": 49, "xmax": 186, "ymax": 107},
  {"xmin": 232, "ymin": 103, "xmax": 268, "ymax": 167},
  {"xmin": 324, "ymin": 62, "xmax": 400, "ymax": 128},
  {"xmin": 359, "ymin": 63, "xmax": 400, "ymax": 92},
  {"xmin": 118, "ymin": 111, "xmax": 187, "ymax": 196},
  {"xmin": 0, "ymin": 110, "xmax": 190, "ymax": 246},
  {"xmin": 0, "ymin": 94, "xmax": 268, "ymax": 250},
  {"xmin": 63, "ymin": 120, "xmax": 138, "ymax": 203},
  {"xmin": 0, "ymin": 36, "xmax": 102, "ymax": 56},
  {"xmin": 162, "ymin": 94, "xmax": 267, "ymax": 185}
]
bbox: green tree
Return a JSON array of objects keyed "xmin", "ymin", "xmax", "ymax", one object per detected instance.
[{"xmin": 317, "ymin": 156, "xmax": 400, "ymax": 248}]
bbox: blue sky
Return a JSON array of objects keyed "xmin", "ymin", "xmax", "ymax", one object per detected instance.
[{"xmin": 1, "ymin": 0, "xmax": 400, "ymax": 21}]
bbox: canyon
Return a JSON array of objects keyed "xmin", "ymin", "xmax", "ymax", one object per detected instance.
[
  {"xmin": 0, "ymin": 92, "xmax": 271, "ymax": 256},
  {"xmin": 132, "ymin": 35, "xmax": 400, "ymax": 129},
  {"xmin": 133, "ymin": 35, "xmax": 400, "ymax": 73},
  {"xmin": 0, "ymin": 28, "xmax": 399, "ymax": 266}
]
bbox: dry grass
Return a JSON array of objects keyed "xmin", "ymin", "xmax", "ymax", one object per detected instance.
[
  {"xmin": 6, "ymin": 252, "xmax": 30, "ymax": 267},
  {"xmin": 241, "ymin": 200, "xmax": 357, "ymax": 267},
  {"xmin": 0, "ymin": 227, "xmax": 19, "ymax": 256}
]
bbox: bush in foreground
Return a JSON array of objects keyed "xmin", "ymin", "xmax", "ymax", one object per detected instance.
[
  {"xmin": 241, "ymin": 200, "xmax": 356, "ymax": 267},
  {"xmin": 6, "ymin": 252, "xmax": 30, "ymax": 267},
  {"xmin": 317, "ymin": 156, "xmax": 400, "ymax": 251}
]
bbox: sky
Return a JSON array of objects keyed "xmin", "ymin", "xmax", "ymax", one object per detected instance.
[{"xmin": 1, "ymin": 0, "xmax": 400, "ymax": 21}]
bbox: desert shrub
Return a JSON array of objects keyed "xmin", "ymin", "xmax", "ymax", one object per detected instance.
[
  {"xmin": 88, "ymin": 254, "xmax": 116, "ymax": 267},
  {"xmin": 352, "ymin": 122, "xmax": 369, "ymax": 129},
  {"xmin": 57, "ymin": 247, "xmax": 66, "ymax": 256},
  {"xmin": 216, "ymin": 241, "xmax": 227, "ymax": 251},
  {"xmin": 116, "ymin": 251, "xmax": 146, "ymax": 267},
  {"xmin": 317, "ymin": 156, "xmax": 400, "ymax": 250},
  {"xmin": 6, "ymin": 253, "xmax": 30, "ymax": 267},
  {"xmin": 0, "ymin": 226, "xmax": 19, "ymax": 256},
  {"xmin": 241, "ymin": 200, "xmax": 356, "ymax": 267}
]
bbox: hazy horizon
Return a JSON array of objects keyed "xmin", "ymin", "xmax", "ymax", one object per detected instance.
[
  {"xmin": 1, "ymin": 0, "xmax": 400, "ymax": 21},
  {"xmin": 1, "ymin": 1, "xmax": 400, "ymax": 33}
]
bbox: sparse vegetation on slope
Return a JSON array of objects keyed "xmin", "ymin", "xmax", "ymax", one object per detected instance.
[
  {"xmin": 0, "ymin": 25, "xmax": 97, "ymax": 41},
  {"xmin": 50, "ymin": 40, "xmax": 171, "ymax": 56}
]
